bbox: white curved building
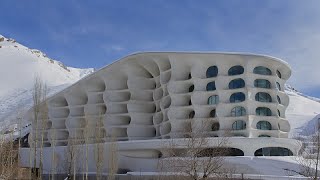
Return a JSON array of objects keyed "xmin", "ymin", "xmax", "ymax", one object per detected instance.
[{"xmin": 21, "ymin": 52, "xmax": 301, "ymax": 173}]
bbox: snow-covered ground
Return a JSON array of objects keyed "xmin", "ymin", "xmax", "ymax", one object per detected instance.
[
  {"xmin": 128, "ymin": 156, "xmax": 308, "ymax": 179},
  {"xmin": 0, "ymin": 35, "xmax": 94, "ymax": 132}
]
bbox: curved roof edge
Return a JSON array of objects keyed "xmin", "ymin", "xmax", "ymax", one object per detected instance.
[
  {"xmin": 126, "ymin": 51, "xmax": 291, "ymax": 67},
  {"xmin": 42, "ymin": 51, "xmax": 291, "ymax": 105}
]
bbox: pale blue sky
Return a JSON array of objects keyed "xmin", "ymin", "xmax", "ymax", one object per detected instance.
[{"xmin": 1, "ymin": 0, "xmax": 320, "ymax": 97}]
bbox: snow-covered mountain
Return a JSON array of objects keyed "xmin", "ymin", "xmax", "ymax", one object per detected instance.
[
  {"xmin": 285, "ymin": 84, "xmax": 320, "ymax": 137},
  {"xmin": 0, "ymin": 35, "xmax": 94, "ymax": 131}
]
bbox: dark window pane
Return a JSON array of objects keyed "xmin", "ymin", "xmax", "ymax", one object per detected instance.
[
  {"xmin": 212, "ymin": 122, "xmax": 220, "ymax": 131},
  {"xmin": 208, "ymin": 95, "xmax": 219, "ymax": 105},
  {"xmin": 231, "ymin": 106, "xmax": 246, "ymax": 117},
  {"xmin": 256, "ymin": 121, "xmax": 272, "ymax": 130},
  {"xmin": 277, "ymin": 96, "xmax": 281, "ymax": 104},
  {"xmin": 228, "ymin": 66, "xmax": 244, "ymax": 76},
  {"xmin": 255, "ymin": 147, "xmax": 293, "ymax": 156},
  {"xmin": 253, "ymin": 66, "xmax": 272, "ymax": 75},
  {"xmin": 189, "ymin": 111, "xmax": 195, "ymax": 119},
  {"xmin": 229, "ymin": 78, "xmax": 245, "ymax": 89},
  {"xmin": 210, "ymin": 109, "xmax": 216, "ymax": 118},
  {"xmin": 230, "ymin": 92, "xmax": 245, "ymax": 103},
  {"xmin": 189, "ymin": 85, "xmax": 194, "ymax": 92},
  {"xmin": 255, "ymin": 92, "xmax": 272, "ymax": 102},
  {"xmin": 206, "ymin": 66, "xmax": 218, "ymax": 78},
  {"xmin": 254, "ymin": 79, "xmax": 271, "ymax": 89},
  {"xmin": 206, "ymin": 82, "xmax": 216, "ymax": 91},
  {"xmin": 276, "ymin": 70, "xmax": 282, "ymax": 79},
  {"xmin": 256, "ymin": 107, "xmax": 272, "ymax": 116},
  {"xmin": 259, "ymin": 135, "xmax": 271, "ymax": 137},
  {"xmin": 232, "ymin": 120, "xmax": 246, "ymax": 130}
]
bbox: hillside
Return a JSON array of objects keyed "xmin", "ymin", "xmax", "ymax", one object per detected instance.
[
  {"xmin": 0, "ymin": 35, "xmax": 94, "ymax": 130},
  {"xmin": 285, "ymin": 85, "xmax": 320, "ymax": 137}
]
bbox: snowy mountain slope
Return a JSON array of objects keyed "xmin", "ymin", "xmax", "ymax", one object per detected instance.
[
  {"xmin": 0, "ymin": 35, "xmax": 94, "ymax": 131},
  {"xmin": 285, "ymin": 85, "xmax": 320, "ymax": 137}
]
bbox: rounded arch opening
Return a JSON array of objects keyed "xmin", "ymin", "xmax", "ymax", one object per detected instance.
[
  {"xmin": 206, "ymin": 66, "xmax": 218, "ymax": 78},
  {"xmin": 228, "ymin": 65, "xmax": 244, "ymax": 76},
  {"xmin": 196, "ymin": 148, "xmax": 244, "ymax": 157},
  {"xmin": 253, "ymin": 66, "xmax": 272, "ymax": 75},
  {"xmin": 256, "ymin": 121, "xmax": 272, "ymax": 130},
  {"xmin": 276, "ymin": 70, "xmax": 282, "ymax": 79},
  {"xmin": 255, "ymin": 92, "xmax": 272, "ymax": 102},
  {"xmin": 189, "ymin": 85, "xmax": 194, "ymax": 92},
  {"xmin": 254, "ymin": 147, "xmax": 293, "ymax": 156},
  {"xmin": 256, "ymin": 107, "xmax": 272, "ymax": 116},
  {"xmin": 231, "ymin": 106, "xmax": 246, "ymax": 117},
  {"xmin": 230, "ymin": 92, "xmax": 245, "ymax": 103},
  {"xmin": 206, "ymin": 81, "xmax": 216, "ymax": 91},
  {"xmin": 212, "ymin": 122, "xmax": 220, "ymax": 131},
  {"xmin": 189, "ymin": 111, "xmax": 195, "ymax": 119},
  {"xmin": 232, "ymin": 120, "xmax": 246, "ymax": 130},
  {"xmin": 277, "ymin": 95, "xmax": 282, "ymax": 104},
  {"xmin": 210, "ymin": 109, "xmax": 216, "ymax": 118},
  {"xmin": 254, "ymin": 79, "xmax": 271, "ymax": 89},
  {"xmin": 229, "ymin": 78, "xmax": 245, "ymax": 89},
  {"xmin": 208, "ymin": 95, "xmax": 219, "ymax": 105}
]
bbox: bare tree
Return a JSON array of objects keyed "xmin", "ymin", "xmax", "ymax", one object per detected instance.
[
  {"xmin": 295, "ymin": 117, "xmax": 320, "ymax": 179},
  {"xmin": 29, "ymin": 77, "xmax": 48, "ymax": 179},
  {"xmin": 39, "ymin": 82, "xmax": 48, "ymax": 179},
  {"xmin": 158, "ymin": 120, "xmax": 230, "ymax": 180},
  {"xmin": 94, "ymin": 115, "xmax": 105, "ymax": 180},
  {"xmin": 64, "ymin": 137, "xmax": 81, "ymax": 180},
  {"xmin": 83, "ymin": 117, "xmax": 91, "ymax": 180},
  {"xmin": 107, "ymin": 134, "xmax": 118, "ymax": 180},
  {"xmin": 0, "ymin": 129, "xmax": 22, "ymax": 179},
  {"xmin": 50, "ymin": 128, "xmax": 57, "ymax": 180}
]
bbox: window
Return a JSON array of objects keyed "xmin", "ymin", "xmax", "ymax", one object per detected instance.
[
  {"xmin": 254, "ymin": 79, "xmax": 271, "ymax": 89},
  {"xmin": 254, "ymin": 147, "xmax": 293, "ymax": 156},
  {"xmin": 231, "ymin": 106, "xmax": 246, "ymax": 117},
  {"xmin": 188, "ymin": 73, "xmax": 192, "ymax": 79},
  {"xmin": 229, "ymin": 78, "xmax": 245, "ymax": 89},
  {"xmin": 276, "ymin": 82, "xmax": 281, "ymax": 91},
  {"xmin": 208, "ymin": 95, "xmax": 219, "ymax": 105},
  {"xmin": 276, "ymin": 70, "xmax": 282, "ymax": 79},
  {"xmin": 210, "ymin": 109, "xmax": 216, "ymax": 118},
  {"xmin": 253, "ymin": 66, "xmax": 272, "ymax": 75},
  {"xmin": 206, "ymin": 82, "xmax": 216, "ymax": 91},
  {"xmin": 196, "ymin": 148, "xmax": 244, "ymax": 157},
  {"xmin": 256, "ymin": 107, "xmax": 272, "ymax": 116},
  {"xmin": 206, "ymin": 66, "xmax": 218, "ymax": 78},
  {"xmin": 228, "ymin": 66, "xmax": 244, "ymax": 76},
  {"xmin": 277, "ymin": 109, "xmax": 281, "ymax": 117},
  {"xmin": 232, "ymin": 120, "xmax": 246, "ymax": 130},
  {"xmin": 189, "ymin": 99, "xmax": 192, "ymax": 106},
  {"xmin": 259, "ymin": 135, "xmax": 271, "ymax": 137},
  {"xmin": 189, "ymin": 111, "xmax": 195, "ymax": 119},
  {"xmin": 256, "ymin": 121, "xmax": 272, "ymax": 130},
  {"xmin": 277, "ymin": 96, "xmax": 281, "ymax": 104},
  {"xmin": 189, "ymin": 85, "xmax": 194, "ymax": 92},
  {"xmin": 255, "ymin": 92, "xmax": 272, "ymax": 102},
  {"xmin": 212, "ymin": 122, "xmax": 220, "ymax": 131},
  {"xmin": 230, "ymin": 92, "xmax": 245, "ymax": 103}
]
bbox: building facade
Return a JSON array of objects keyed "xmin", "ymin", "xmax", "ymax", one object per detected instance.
[{"xmin": 20, "ymin": 52, "xmax": 301, "ymax": 173}]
